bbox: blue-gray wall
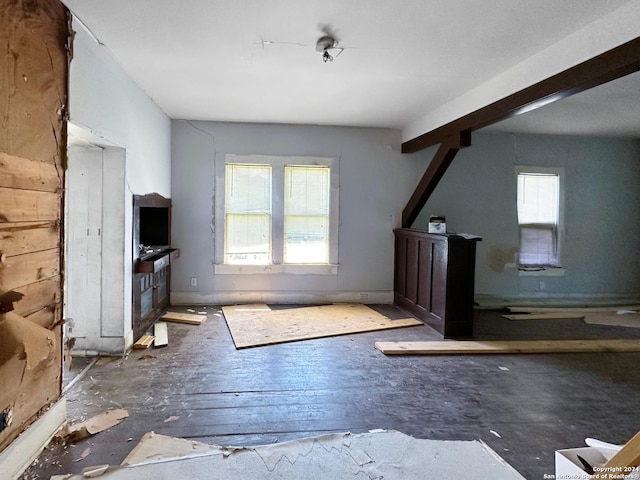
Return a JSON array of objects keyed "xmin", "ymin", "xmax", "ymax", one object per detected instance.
[
  {"xmin": 414, "ymin": 133, "xmax": 640, "ymax": 304},
  {"xmin": 170, "ymin": 120, "xmax": 428, "ymax": 305}
]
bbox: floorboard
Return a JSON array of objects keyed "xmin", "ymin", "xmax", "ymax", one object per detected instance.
[{"xmin": 18, "ymin": 306, "xmax": 640, "ymax": 480}]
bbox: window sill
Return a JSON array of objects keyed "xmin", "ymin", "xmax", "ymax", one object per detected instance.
[
  {"xmin": 214, "ymin": 264, "xmax": 339, "ymax": 275},
  {"xmin": 518, "ymin": 267, "xmax": 565, "ymax": 277}
]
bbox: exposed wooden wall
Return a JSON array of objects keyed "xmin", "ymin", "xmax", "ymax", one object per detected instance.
[{"xmin": 0, "ymin": 0, "xmax": 69, "ymax": 452}]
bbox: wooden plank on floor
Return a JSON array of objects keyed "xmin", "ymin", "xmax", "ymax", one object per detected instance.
[
  {"xmin": 502, "ymin": 312, "xmax": 585, "ymax": 320},
  {"xmin": 223, "ymin": 303, "xmax": 423, "ymax": 349},
  {"xmin": 374, "ymin": 339, "xmax": 640, "ymax": 355},
  {"xmin": 161, "ymin": 312, "xmax": 207, "ymax": 325},
  {"xmin": 604, "ymin": 429, "xmax": 640, "ymax": 470},
  {"xmin": 154, "ymin": 322, "xmax": 168, "ymax": 347},
  {"xmin": 507, "ymin": 305, "xmax": 640, "ymax": 313},
  {"xmin": 133, "ymin": 335, "xmax": 155, "ymax": 349}
]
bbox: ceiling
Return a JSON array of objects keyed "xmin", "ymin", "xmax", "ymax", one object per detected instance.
[{"xmin": 61, "ymin": 0, "xmax": 640, "ymax": 140}]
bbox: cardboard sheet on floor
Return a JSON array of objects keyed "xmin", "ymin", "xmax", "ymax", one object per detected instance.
[
  {"xmin": 50, "ymin": 430, "xmax": 525, "ymax": 480},
  {"xmin": 582, "ymin": 310, "xmax": 640, "ymax": 328},
  {"xmin": 375, "ymin": 339, "xmax": 640, "ymax": 355},
  {"xmin": 222, "ymin": 303, "xmax": 423, "ymax": 348}
]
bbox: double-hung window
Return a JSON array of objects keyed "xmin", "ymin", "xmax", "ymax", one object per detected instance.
[
  {"xmin": 215, "ymin": 154, "xmax": 338, "ymax": 274},
  {"xmin": 515, "ymin": 166, "xmax": 563, "ymax": 271}
]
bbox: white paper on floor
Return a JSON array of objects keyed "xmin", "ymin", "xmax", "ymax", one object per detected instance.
[{"xmin": 51, "ymin": 430, "xmax": 526, "ymax": 480}]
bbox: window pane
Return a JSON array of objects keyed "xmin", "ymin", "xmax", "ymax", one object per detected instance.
[
  {"xmin": 516, "ymin": 172, "xmax": 560, "ymax": 267},
  {"xmin": 284, "ymin": 166, "xmax": 330, "ymax": 264},
  {"xmin": 225, "ymin": 164, "xmax": 271, "ymax": 264},
  {"xmin": 517, "ymin": 173, "xmax": 558, "ymax": 224}
]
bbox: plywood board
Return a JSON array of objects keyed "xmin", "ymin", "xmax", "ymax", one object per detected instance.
[
  {"xmin": 161, "ymin": 312, "xmax": 207, "ymax": 325},
  {"xmin": 0, "ymin": 152, "xmax": 61, "ymax": 192},
  {"xmin": 0, "ymin": 248, "xmax": 59, "ymax": 291},
  {"xmin": 0, "ymin": 221, "xmax": 60, "ymax": 257},
  {"xmin": 223, "ymin": 303, "xmax": 423, "ymax": 349},
  {"xmin": 375, "ymin": 339, "xmax": 640, "ymax": 355},
  {"xmin": 153, "ymin": 322, "xmax": 168, "ymax": 347},
  {"xmin": 0, "ymin": 187, "xmax": 60, "ymax": 222}
]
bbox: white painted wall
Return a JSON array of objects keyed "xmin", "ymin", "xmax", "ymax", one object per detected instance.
[
  {"xmin": 170, "ymin": 121, "xmax": 428, "ymax": 305},
  {"xmin": 413, "ymin": 132, "xmax": 640, "ymax": 305},
  {"xmin": 66, "ymin": 17, "xmax": 171, "ymax": 353},
  {"xmin": 402, "ymin": 1, "xmax": 640, "ymax": 142}
]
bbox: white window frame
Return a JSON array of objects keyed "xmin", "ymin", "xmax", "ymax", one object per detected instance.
[
  {"xmin": 214, "ymin": 154, "xmax": 339, "ymax": 275},
  {"xmin": 515, "ymin": 165, "xmax": 565, "ymax": 277}
]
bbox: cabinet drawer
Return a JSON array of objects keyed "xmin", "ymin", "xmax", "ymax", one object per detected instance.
[{"xmin": 136, "ymin": 252, "xmax": 170, "ymax": 273}]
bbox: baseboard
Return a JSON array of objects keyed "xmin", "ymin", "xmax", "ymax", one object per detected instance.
[
  {"xmin": 0, "ymin": 398, "xmax": 66, "ymax": 480},
  {"xmin": 475, "ymin": 293, "xmax": 640, "ymax": 309},
  {"xmin": 171, "ymin": 290, "xmax": 394, "ymax": 306}
]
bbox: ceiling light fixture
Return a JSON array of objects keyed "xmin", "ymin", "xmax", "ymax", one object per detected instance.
[{"xmin": 315, "ymin": 35, "xmax": 341, "ymax": 63}]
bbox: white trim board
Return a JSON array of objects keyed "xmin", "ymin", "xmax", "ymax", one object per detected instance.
[{"xmin": 0, "ymin": 398, "xmax": 66, "ymax": 480}]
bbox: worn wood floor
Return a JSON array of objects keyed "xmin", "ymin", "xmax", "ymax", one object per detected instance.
[{"xmin": 20, "ymin": 306, "xmax": 640, "ymax": 480}]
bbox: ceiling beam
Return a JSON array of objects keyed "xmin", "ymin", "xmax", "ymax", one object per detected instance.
[
  {"xmin": 402, "ymin": 131, "xmax": 471, "ymax": 228},
  {"xmin": 402, "ymin": 36, "xmax": 640, "ymax": 154}
]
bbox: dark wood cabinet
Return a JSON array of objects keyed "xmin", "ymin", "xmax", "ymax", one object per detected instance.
[
  {"xmin": 132, "ymin": 194, "xmax": 179, "ymax": 341},
  {"xmin": 394, "ymin": 228, "xmax": 481, "ymax": 338}
]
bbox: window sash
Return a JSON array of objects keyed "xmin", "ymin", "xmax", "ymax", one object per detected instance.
[
  {"xmin": 284, "ymin": 165, "xmax": 330, "ymax": 264},
  {"xmin": 224, "ymin": 164, "xmax": 272, "ymax": 264},
  {"xmin": 516, "ymin": 171, "xmax": 561, "ymax": 268}
]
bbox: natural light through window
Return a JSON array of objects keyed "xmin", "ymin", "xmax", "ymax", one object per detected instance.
[
  {"xmin": 516, "ymin": 170, "xmax": 561, "ymax": 268},
  {"xmin": 218, "ymin": 155, "xmax": 338, "ymax": 273},
  {"xmin": 224, "ymin": 164, "xmax": 272, "ymax": 264},
  {"xmin": 284, "ymin": 165, "xmax": 330, "ymax": 264}
]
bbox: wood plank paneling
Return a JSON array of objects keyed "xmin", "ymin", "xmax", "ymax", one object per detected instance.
[
  {"xmin": 0, "ymin": 249, "xmax": 59, "ymax": 290},
  {"xmin": 0, "ymin": 221, "xmax": 59, "ymax": 256},
  {"xmin": 11, "ymin": 276, "xmax": 60, "ymax": 318},
  {"xmin": 0, "ymin": 187, "xmax": 60, "ymax": 222},
  {"xmin": 0, "ymin": 152, "xmax": 61, "ymax": 192}
]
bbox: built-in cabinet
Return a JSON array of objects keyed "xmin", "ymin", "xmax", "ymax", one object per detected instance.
[
  {"xmin": 132, "ymin": 194, "xmax": 179, "ymax": 341},
  {"xmin": 394, "ymin": 228, "xmax": 481, "ymax": 338}
]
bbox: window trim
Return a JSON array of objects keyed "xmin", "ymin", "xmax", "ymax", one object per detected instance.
[
  {"xmin": 213, "ymin": 154, "xmax": 339, "ymax": 275},
  {"xmin": 514, "ymin": 165, "xmax": 565, "ymax": 277}
]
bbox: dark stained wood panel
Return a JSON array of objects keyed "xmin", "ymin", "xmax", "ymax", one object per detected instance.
[{"xmin": 394, "ymin": 229, "xmax": 480, "ymax": 338}]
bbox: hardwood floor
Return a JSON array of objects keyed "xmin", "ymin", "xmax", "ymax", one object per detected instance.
[{"xmin": 19, "ymin": 306, "xmax": 640, "ymax": 480}]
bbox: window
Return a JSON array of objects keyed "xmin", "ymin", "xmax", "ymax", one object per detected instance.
[
  {"xmin": 516, "ymin": 166, "xmax": 563, "ymax": 270},
  {"xmin": 215, "ymin": 155, "xmax": 338, "ymax": 274},
  {"xmin": 224, "ymin": 164, "xmax": 272, "ymax": 264},
  {"xmin": 284, "ymin": 166, "xmax": 330, "ymax": 264}
]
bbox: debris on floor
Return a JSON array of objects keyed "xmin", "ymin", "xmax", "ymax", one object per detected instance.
[
  {"xmin": 132, "ymin": 335, "xmax": 154, "ymax": 349},
  {"xmin": 161, "ymin": 311, "xmax": 207, "ymax": 325},
  {"xmin": 57, "ymin": 409, "xmax": 129, "ymax": 443},
  {"xmin": 49, "ymin": 430, "xmax": 526, "ymax": 480}
]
